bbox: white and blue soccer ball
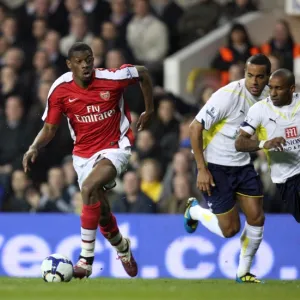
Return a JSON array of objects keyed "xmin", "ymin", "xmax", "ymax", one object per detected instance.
[{"xmin": 41, "ymin": 253, "xmax": 73, "ymax": 282}]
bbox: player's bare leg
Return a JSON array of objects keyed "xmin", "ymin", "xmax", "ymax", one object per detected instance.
[
  {"xmin": 74, "ymin": 159, "xmax": 137, "ymax": 279},
  {"xmin": 236, "ymin": 195, "xmax": 264, "ymax": 283}
]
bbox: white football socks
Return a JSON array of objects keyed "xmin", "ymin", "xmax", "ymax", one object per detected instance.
[
  {"xmin": 80, "ymin": 227, "xmax": 97, "ymax": 258},
  {"xmin": 190, "ymin": 205, "xmax": 225, "ymax": 238},
  {"xmin": 107, "ymin": 232, "xmax": 128, "ymax": 253},
  {"xmin": 237, "ymin": 222, "xmax": 263, "ymax": 277}
]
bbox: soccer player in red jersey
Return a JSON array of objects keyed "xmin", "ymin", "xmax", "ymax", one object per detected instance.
[{"xmin": 22, "ymin": 42, "xmax": 154, "ymax": 278}]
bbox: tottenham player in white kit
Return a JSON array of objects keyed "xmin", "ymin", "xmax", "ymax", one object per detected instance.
[
  {"xmin": 236, "ymin": 69, "xmax": 300, "ymax": 223},
  {"xmin": 184, "ymin": 54, "xmax": 271, "ymax": 283}
]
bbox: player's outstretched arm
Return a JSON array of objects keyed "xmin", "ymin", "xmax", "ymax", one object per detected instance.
[
  {"xmin": 189, "ymin": 120, "xmax": 215, "ymax": 196},
  {"xmin": 235, "ymin": 129, "xmax": 286, "ymax": 152},
  {"xmin": 23, "ymin": 123, "xmax": 58, "ymax": 173},
  {"xmin": 135, "ymin": 66, "xmax": 154, "ymax": 131}
]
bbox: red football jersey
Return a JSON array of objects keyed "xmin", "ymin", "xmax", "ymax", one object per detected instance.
[{"xmin": 42, "ymin": 65, "xmax": 139, "ymax": 158}]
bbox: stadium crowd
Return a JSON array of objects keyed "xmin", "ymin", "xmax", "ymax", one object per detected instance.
[{"xmin": 0, "ymin": 0, "xmax": 297, "ymax": 214}]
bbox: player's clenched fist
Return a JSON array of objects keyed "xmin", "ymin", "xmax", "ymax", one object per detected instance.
[
  {"xmin": 263, "ymin": 137, "xmax": 286, "ymax": 151},
  {"xmin": 197, "ymin": 168, "xmax": 216, "ymax": 196},
  {"xmin": 23, "ymin": 147, "xmax": 39, "ymax": 173}
]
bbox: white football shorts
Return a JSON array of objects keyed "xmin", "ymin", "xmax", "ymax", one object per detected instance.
[{"xmin": 72, "ymin": 148, "xmax": 131, "ymax": 189}]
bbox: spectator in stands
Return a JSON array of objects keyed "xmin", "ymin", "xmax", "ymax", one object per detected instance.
[
  {"xmin": 139, "ymin": 158, "xmax": 162, "ymax": 203},
  {"xmin": 197, "ymin": 85, "xmax": 216, "ymax": 109},
  {"xmin": 3, "ymin": 47, "xmax": 29, "ymax": 95},
  {"xmin": 40, "ymin": 66, "xmax": 58, "ymax": 82},
  {"xmin": 261, "ymin": 19, "xmax": 300, "ymax": 72},
  {"xmin": 34, "ymin": 0, "xmax": 50, "ymax": 18},
  {"xmin": 90, "ymin": 36, "xmax": 105, "ymax": 68},
  {"xmin": 24, "ymin": 185, "xmax": 42, "ymax": 213},
  {"xmin": 1, "ymin": 15, "xmax": 19, "ymax": 47},
  {"xmin": 109, "ymin": 0, "xmax": 132, "ymax": 46},
  {"xmin": 220, "ymin": 0, "xmax": 258, "ymax": 25},
  {"xmin": 5, "ymin": 169, "xmax": 30, "ymax": 211},
  {"xmin": 0, "ymin": 96, "xmax": 30, "ymax": 190},
  {"xmin": 28, "ymin": 80, "xmax": 51, "ymax": 124},
  {"xmin": 0, "ymin": 4, "xmax": 8, "ymax": 28},
  {"xmin": 81, "ymin": 0, "xmax": 111, "ymax": 35},
  {"xmin": 3, "ymin": 47, "xmax": 25, "ymax": 75},
  {"xmin": 177, "ymin": 0, "xmax": 221, "ymax": 48},
  {"xmin": 126, "ymin": 0, "xmax": 169, "ymax": 83},
  {"xmin": 47, "ymin": 0, "xmax": 69, "ymax": 36},
  {"xmin": 112, "ymin": 171, "xmax": 156, "ymax": 213},
  {"xmin": 149, "ymin": 97, "xmax": 179, "ymax": 163},
  {"xmin": 100, "ymin": 21, "xmax": 124, "ymax": 51},
  {"xmin": 150, "ymin": 97, "xmax": 179, "ymax": 141},
  {"xmin": 268, "ymin": 54, "xmax": 281, "ymax": 73},
  {"xmin": 44, "ymin": 30, "xmax": 68, "ymax": 73},
  {"xmin": 0, "ymin": 36, "xmax": 9, "ymax": 67},
  {"xmin": 64, "ymin": 0, "xmax": 81, "ymax": 13},
  {"xmin": 179, "ymin": 114, "xmax": 194, "ymax": 150},
  {"xmin": 60, "ymin": 12, "xmax": 93, "ymax": 57},
  {"xmin": 159, "ymin": 174, "xmax": 194, "ymax": 214},
  {"xmin": 228, "ymin": 62, "xmax": 244, "ymax": 82},
  {"xmin": 39, "ymin": 167, "xmax": 72, "ymax": 212},
  {"xmin": 133, "ymin": 130, "xmax": 161, "ymax": 166},
  {"xmin": 211, "ymin": 23, "xmax": 259, "ymax": 86},
  {"xmin": 28, "ymin": 17, "xmax": 48, "ymax": 54},
  {"xmin": 160, "ymin": 151, "xmax": 201, "ymax": 202},
  {"xmin": 105, "ymin": 48, "xmax": 126, "ymax": 69},
  {"xmin": 0, "ymin": 66, "xmax": 25, "ymax": 111},
  {"xmin": 25, "ymin": 49, "xmax": 50, "ymax": 104},
  {"xmin": 32, "ymin": 49, "xmax": 50, "ymax": 76},
  {"xmin": 151, "ymin": 0, "xmax": 183, "ymax": 54}
]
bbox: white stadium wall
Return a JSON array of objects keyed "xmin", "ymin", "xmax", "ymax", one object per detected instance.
[{"xmin": 163, "ymin": 11, "xmax": 284, "ymax": 104}]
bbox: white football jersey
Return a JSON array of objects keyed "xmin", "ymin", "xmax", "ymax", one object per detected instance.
[
  {"xmin": 195, "ymin": 79, "xmax": 269, "ymax": 166},
  {"xmin": 241, "ymin": 93, "xmax": 300, "ymax": 183}
]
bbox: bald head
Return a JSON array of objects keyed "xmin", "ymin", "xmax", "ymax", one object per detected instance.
[
  {"xmin": 269, "ymin": 68, "xmax": 295, "ymax": 107},
  {"xmin": 270, "ymin": 68, "xmax": 295, "ymax": 87}
]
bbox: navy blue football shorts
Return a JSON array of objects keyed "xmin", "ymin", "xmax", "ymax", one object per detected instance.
[
  {"xmin": 203, "ymin": 163, "xmax": 263, "ymax": 214},
  {"xmin": 276, "ymin": 173, "xmax": 300, "ymax": 223}
]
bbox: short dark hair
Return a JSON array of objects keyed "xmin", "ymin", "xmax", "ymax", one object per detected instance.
[
  {"xmin": 271, "ymin": 68, "xmax": 295, "ymax": 86},
  {"xmin": 68, "ymin": 42, "xmax": 92, "ymax": 59},
  {"xmin": 246, "ymin": 54, "xmax": 271, "ymax": 75}
]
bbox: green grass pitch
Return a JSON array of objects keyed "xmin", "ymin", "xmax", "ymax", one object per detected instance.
[{"xmin": 0, "ymin": 278, "xmax": 300, "ymax": 300}]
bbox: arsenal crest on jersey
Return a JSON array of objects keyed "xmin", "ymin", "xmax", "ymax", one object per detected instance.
[{"xmin": 100, "ymin": 91, "xmax": 110, "ymax": 100}]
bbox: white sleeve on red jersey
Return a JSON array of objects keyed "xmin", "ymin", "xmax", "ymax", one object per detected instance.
[
  {"xmin": 95, "ymin": 64, "xmax": 139, "ymax": 89},
  {"xmin": 42, "ymin": 74, "xmax": 69, "ymax": 124}
]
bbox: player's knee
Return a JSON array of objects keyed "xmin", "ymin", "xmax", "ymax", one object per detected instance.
[
  {"xmin": 246, "ymin": 212, "xmax": 265, "ymax": 227},
  {"xmin": 222, "ymin": 224, "xmax": 240, "ymax": 238},
  {"xmin": 81, "ymin": 182, "xmax": 99, "ymax": 204}
]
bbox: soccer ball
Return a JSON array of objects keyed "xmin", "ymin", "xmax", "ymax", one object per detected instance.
[{"xmin": 41, "ymin": 253, "xmax": 73, "ymax": 282}]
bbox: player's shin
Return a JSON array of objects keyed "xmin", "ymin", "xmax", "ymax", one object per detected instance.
[
  {"xmin": 237, "ymin": 222, "xmax": 264, "ymax": 277},
  {"xmin": 99, "ymin": 212, "xmax": 128, "ymax": 253},
  {"xmin": 80, "ymin": 201, "xmax": 101, "ymax": 263}
]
